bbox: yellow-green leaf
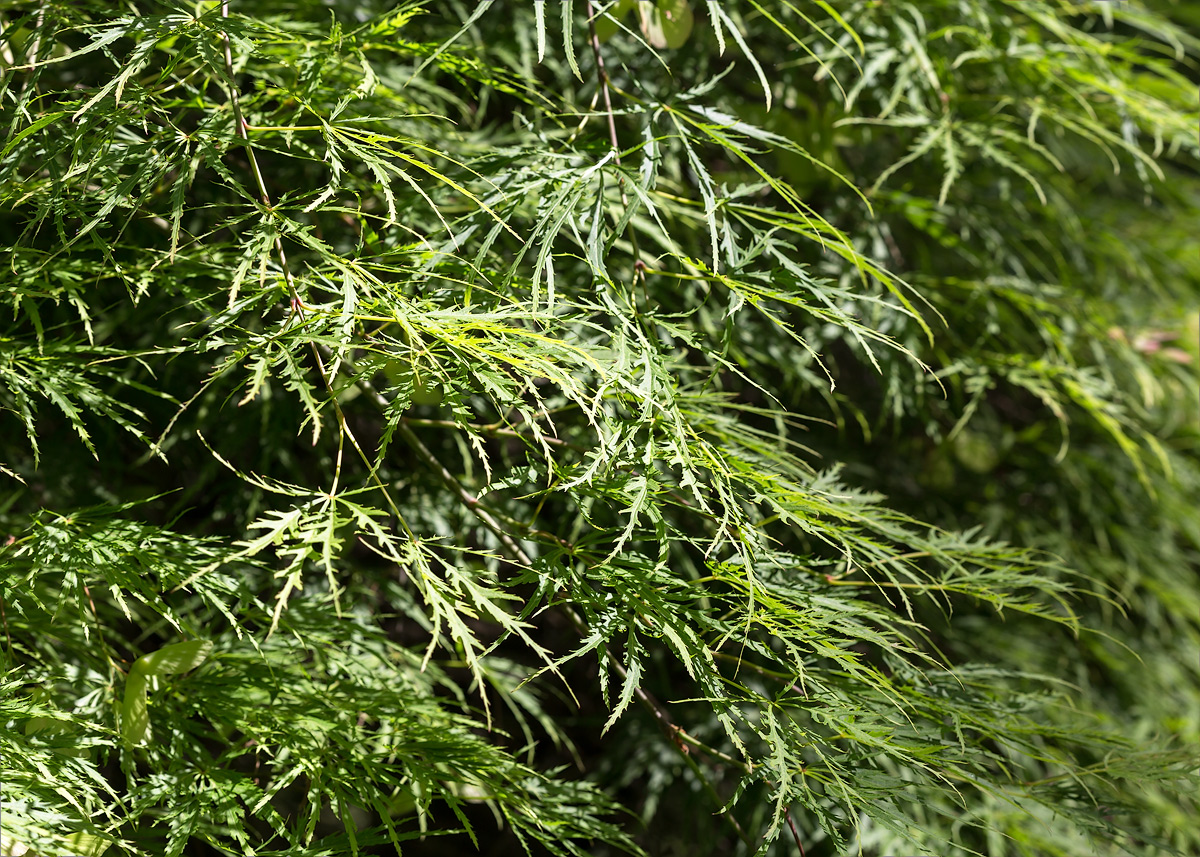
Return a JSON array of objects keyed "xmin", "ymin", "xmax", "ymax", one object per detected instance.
[{"xmin": 63, "ymin": 832, "xmax": 113, "ymax": 857}]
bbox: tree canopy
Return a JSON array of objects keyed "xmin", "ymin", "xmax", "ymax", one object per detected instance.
[{"xmin": 2, "ymin": 1, "xmax": 1198, "ymax": 855}]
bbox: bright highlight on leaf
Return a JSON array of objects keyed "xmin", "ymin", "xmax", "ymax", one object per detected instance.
[
  {"xmin": 131, "ymin": 639, "xmax": 213, "ymax": 678},
  {"xmin": 63, "ymin": 832, "xmax": 113, "ymax": 857},
  {"xmin": 121, "ymin": 641, "xmax": 212, "ymax": 745},
  {"xmin": 121, "ymin": 672, "xmax": 151, "ymax": 746}
]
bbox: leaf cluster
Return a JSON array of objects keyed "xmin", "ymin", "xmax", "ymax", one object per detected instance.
[{"xmin": 1, "ymin": 2, "xmax": 1197, "ymax": 856}]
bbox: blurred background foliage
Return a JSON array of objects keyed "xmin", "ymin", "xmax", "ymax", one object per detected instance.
[{"xmin": 1, "ymin": 1, "xmax": 1197, "ymax": 855}]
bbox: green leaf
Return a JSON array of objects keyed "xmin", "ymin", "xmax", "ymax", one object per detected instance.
[
  {"xmin": 638, "ymin": 0, "xmax": 694, "ymax": 49},
  {"xmin": 122, "ymin": 641, "xmax": 212, "ymax": 745},
  {"xmin": 121, "ymin": 670, "xmax": 150, "ymax": 746},
  {"xmin": 1, "ymin": 112, "xmax": 67, "ymax": 159},
  {"xmin": 596, "ymin": 0, "xmax": 637, "ymax": 42},
  {"xmin": 131, "ymin": 640, "xmax": 213, "ymax": 678}
]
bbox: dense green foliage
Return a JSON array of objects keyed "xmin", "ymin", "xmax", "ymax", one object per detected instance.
[{"xmin": 2, "ymin": 1, "xmax": 1198, "ymax": 855}]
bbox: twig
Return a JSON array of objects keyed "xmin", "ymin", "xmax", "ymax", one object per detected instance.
[
  {"xmin": 219, "ymin": 1, "xmax": 301, "ymax": 310},
  {"xmin": 394, "ymin": 419, "xmax": 534, "ymax": 566},
  {"xmin": 584, "ymin": 1, "xmax": 648, "ymax": 298},
  {"xmin": 786, "ymin": 812, "xmax": 807, "ymax": 856},
  {"xmin": 402, "ymin": 417, "xmax": 570, "ymax": 446}
]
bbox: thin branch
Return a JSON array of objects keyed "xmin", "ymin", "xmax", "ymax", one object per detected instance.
[
  {"xmin": 402, "ymin": 416, "xmax": 570, "ymax": 446},
  {"xmin": 786, "ymin": 812, "xmax": 807, "ymax": 857},
  {"xmin": 394, "ymin": 419, "xmax": 535, "ymax": 566},
  {"xmin": 218, "ymin": 0, "xmax": 301, "ymax": 310},
  {"xmin": 585, "ymin": 1, "xmax": 648, "ymax": 296}
]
